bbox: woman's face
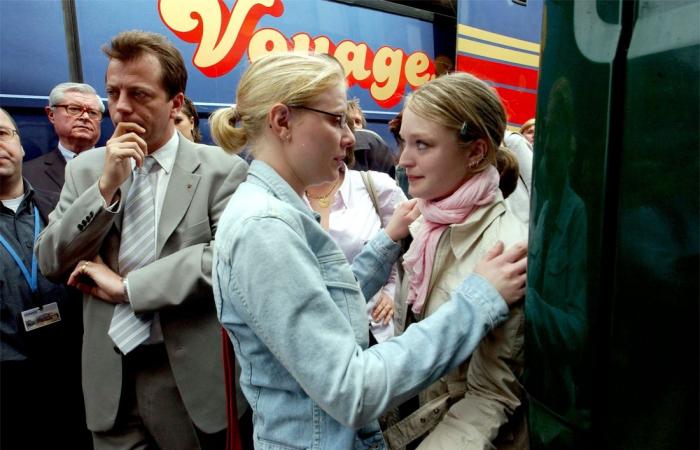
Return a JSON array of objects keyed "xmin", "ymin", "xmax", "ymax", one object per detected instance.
[
  {"xmin": 175, "ymin": 111, "xmax": 195, "ymax": 141},
  {"xmin": 398, "ymin": 107, "xmax": 471, "ymax": 201},
  {"xmin": 523, "ymin": 125, "xmax": 535, "ymax": 144},
  {"xmin": 286, "ymin": 83, "xmax": 355, "ymax": 188}
]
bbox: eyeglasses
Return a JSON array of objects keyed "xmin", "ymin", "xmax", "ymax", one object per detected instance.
[
  {"xmin": 53, "ymin": 104, "xmax": 103, "ymax": 120},
  {"xmin": 0, "ymin": 127, "xmax": 19, "ymax": 142},
  {"xmin": 291, "ymin": 105, "xmax": 347, "ymax": 129}
]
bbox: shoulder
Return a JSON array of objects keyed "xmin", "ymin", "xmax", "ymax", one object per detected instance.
[
  {"xmin": 65, "ymin": 146, "xmax": 106, "ymax": 173},
  {"xmin": 187, "ymin": 141, "xmax": 248, "ymax": 172},
  {"xmin": 503, "ymin": 131, "xmax": 533, "ymax": 156},
  {"xmin": 25, "ymin": 149, "xmax": 58, "ymax": 169}
]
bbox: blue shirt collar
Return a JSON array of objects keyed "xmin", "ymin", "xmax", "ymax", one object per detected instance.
[{"xmin": 247, "ymin": 160, "xmax": 320, "ymax": 221}]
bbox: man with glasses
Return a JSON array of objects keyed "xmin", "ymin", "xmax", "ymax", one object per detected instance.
[
  {"xmin": 0, "ymin": 107, "xmax": 90, "ymax": 448},
  {"xmin": 24, "ymin": 82, "xmax": 103, "ymax": 201}
]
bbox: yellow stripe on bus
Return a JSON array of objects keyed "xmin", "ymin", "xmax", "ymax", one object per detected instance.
[
  {"xmin": 457, "ymin": 37, "xmax": 540, "ymax": 68},
  {"xmin": 458, "ymin": 24, "xmax": 541, "ymax": 53}
]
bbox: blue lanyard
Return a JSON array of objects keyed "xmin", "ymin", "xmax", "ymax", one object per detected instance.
[{"xmin": 0, "ymin": 206, "xmax": 41, "ymax": 292}]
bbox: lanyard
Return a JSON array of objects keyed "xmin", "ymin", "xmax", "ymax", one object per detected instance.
[{"xmin": 0, "ymin": 206, "xmax": 41, "ymax": 292}]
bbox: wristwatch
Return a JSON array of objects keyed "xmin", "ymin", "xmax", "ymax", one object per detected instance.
[{"xmin": 122, "ymin": 277, "xmax": 130, "ymax": 303}]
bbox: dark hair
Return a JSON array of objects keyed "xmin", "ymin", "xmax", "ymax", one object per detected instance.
[
  {"xmin": 344, "ymin": 104, "xmax": 356, "ymax": 168},
  {"xmin": 180, "ymin": 96, "xmax": 202, "ymax": 143},
  {"xmin": 102, "ymin": 30, "xmax": 187, "ymax": 100},
  {"xmin": 495, "ymin": 146, "xmax": 519, "ymax": 198}
]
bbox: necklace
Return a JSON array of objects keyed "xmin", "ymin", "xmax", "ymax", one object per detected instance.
[{"xmin": 306, "ymin": 178, "xmax": 340, "ymax": 208}]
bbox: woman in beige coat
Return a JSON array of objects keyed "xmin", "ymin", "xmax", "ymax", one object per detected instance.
[{"xmin": 387, "ymin": 72, "xmax": 528, "ymax": 450}]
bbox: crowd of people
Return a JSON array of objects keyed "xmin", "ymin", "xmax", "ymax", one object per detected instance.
[{"xmin": 1, "ymin": 29, "xmax": 534, "ymax": 450}]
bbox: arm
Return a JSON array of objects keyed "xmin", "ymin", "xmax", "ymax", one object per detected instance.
[
  {"xmin": 224, "ymin": 217, "xmax": 510, "ymax": 428},
  {"xmin": 36, "ymin": 160, "xmax": 121, "ymax": 282}
]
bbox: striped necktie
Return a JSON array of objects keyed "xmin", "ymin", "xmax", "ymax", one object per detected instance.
[{"xmin": 108, "ymin": 157, "xmax": 158, "ymax": 354}]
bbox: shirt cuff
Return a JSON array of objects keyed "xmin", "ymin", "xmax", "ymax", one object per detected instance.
[{"xmin": 462, "ymin": 273, "xmax": 509, "ymax": 328}]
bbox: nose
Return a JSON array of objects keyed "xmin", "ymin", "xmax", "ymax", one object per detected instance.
[
  {"xmin": 398, "ymin": 144, "xmax": 413, "ymax": 168},
  {"xmin": 342, "ymin": 123, "xmax": 356, "ymax": 148},
  {"xmin": 111, "ymin": 92, "xmax": 132, "ymax": 117}
]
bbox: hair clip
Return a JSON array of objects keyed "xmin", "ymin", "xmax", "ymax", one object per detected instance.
[{"xmin": 459, "ymin": 121, "xmax": 470, "ymax": 140}]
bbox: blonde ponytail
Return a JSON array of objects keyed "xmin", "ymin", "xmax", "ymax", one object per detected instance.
[{"xmin": 210, "ymin": 106, "xmax": 248, "ymax": 154}]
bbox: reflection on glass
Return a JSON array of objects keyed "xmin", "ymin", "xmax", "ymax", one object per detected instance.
[{"xmin": 525, "ymin": 77, "xmax": 591, "ymax": 449}]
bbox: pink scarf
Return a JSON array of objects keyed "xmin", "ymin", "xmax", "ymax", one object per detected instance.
[{"xmin": 403, "ymin": 165, "xmax": 500, "ymax": 315}]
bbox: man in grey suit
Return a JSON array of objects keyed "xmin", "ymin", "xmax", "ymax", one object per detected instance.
[
  {"xmin": 24, "ymin": 82, "xmax": 103, "ymax": 198},
  {"xmin": 36, "ymin": 31, "xmax": 248, "ymax": 449}
]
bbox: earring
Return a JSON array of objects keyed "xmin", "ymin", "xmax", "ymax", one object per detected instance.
[{"xmin": 468, "ymin": 159, "xmax": 479, "ymax": 169}]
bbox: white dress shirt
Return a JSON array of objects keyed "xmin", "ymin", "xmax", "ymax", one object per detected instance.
[{"xmin": 312, "ymin": 166, "xmax": 407, "ymax": 342}]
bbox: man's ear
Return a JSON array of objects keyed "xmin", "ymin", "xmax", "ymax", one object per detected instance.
[
  {"xmin": 170, "ymin": 93, "xmax": 185, "ymax": 119},
  {"xmin": 269, "ymin": 103, "xmax": 292, "ymax": 142},
  {"xmin": 45, "ymin": 106, "xmax": 55, "ymax": 124}
]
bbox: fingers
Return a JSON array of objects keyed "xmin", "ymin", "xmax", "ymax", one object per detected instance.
[
  {"xmin": 112, "ymin": 121, "xmax": 146, "ymax": 139},
  {"xmin": 406, "ymin": 200, "xmax": 421, "ymax": 221},
  {"xmin": 67, "ymin": 260, "xmax": 89, "ymax": 286},
  {"xmin": 500, "ymin": 241, "xmax": 528, "ymax": 263},
  {"xmin": 483, "ymin": 240, "xmax": 505, "ymax": 262},
  {"xmin": 106, "ymin": 138, "xmax": 146, "ymax": 167}
]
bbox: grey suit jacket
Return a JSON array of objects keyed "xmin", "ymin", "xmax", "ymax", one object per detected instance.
[
  {"xmin": 35, "ymin": 136, "xmax": 248, "ymax": 433},
  {"xmin": 24, "ymin": 147, "xmax": 66, "ymax": 204}
]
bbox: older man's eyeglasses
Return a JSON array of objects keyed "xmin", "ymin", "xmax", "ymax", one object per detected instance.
[
  {"xmin": 54, "ymin": 104, "xmax": 103, "ymax": 121},
  {"xmin": 0, "ymin": 127, "xmax": 19, "ymax": 142},
  {"xmin": 290, "ymin": 105, "xmax": 347, "ymax": 129}
]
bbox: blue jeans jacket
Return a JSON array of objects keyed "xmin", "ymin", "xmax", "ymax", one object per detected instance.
[{"xmin": 213, "ymin": 161, "xmax": 509, "ymax": 450}]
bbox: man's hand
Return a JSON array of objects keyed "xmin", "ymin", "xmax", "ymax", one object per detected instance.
[
  {"xmin": 99, "ymin": 122, "xmax": 148, "ymax": 203},
  {"xmin": 67, "ymin": 259, "xmax": 127, "ymax": 304},
  {"xmin": 474, "ymin": 241, "xmax": 528, "ymax": 306},
  {"xmin": 384, "ymin": 199, "xmax": 420, "ymax": 242}
]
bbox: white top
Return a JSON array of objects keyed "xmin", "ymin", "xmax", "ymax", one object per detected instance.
[
  {"xmin": 503, "ymin": 131, "xmax": 533, "ymax": 226},
  {"xmin": 322, "ymin": 167, "xmax": 407, "ymax": 342},
  {"xmin": 1, "ymin": 193, "xmax": 24, "ymax": 213}
]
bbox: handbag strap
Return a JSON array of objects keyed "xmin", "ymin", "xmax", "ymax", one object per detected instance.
[{"xmin": 360, "ymin": 170, "xmax": 382, "ymax": 226}]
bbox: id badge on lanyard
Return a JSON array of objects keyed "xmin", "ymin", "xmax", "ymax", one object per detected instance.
[{"xmin": 0, "ymin": 206, "xmax": 62, "ymax": 331}]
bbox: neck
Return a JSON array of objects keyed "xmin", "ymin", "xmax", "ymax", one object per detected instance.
[
  {"xmin": 60, "ymin": 139, "xmax": 93, "ymax": 154},
  {"xmin": 0, "ymin": 175, "xmax": 24, "ymax": 200},
  {"xmin": 306, "ymin": 170, "xmax": 343, "ymax": 197}
]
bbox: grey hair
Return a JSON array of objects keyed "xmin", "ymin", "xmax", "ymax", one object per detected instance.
[{"xmin": 49, "ymin": 82, "xmax": 104, "ymax": 112}]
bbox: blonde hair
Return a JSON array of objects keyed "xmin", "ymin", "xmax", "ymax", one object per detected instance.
[
  {"xmin": 404, "ymin": 72, "xmax": 506, "ymax": 173},
  {"xmin": 211, "ymin": 53, "xmax": 346, "ymax": 154},
  {"xmin": 519, "ymin": 118, "xmax": 535, "ymax": 135}
]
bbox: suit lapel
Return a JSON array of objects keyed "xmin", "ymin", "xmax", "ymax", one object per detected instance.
[
  {"xmin": 156, "ymin": 139, "xmax": 201, "ymax": 257},
  {"xmin": 45, "ymin": 148, "xmax": 67, "ymax": 191}
]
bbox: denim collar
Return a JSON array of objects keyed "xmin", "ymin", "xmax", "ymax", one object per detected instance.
[{"xmin": 247, "ymin": 160, "xmax": 321, "ymax": 222}]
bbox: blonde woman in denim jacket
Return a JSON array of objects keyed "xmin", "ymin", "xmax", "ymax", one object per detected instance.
[
  {"xmin": 209, "ymin": 54, "xmax": 527, "ymax": 450},
  {"xmin": 387, "ymin": 73, "xmax": 528, "ymax": 449}
]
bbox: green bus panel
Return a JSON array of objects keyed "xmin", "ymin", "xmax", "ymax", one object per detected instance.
[
  {"xmin": 606, "ymin": 1, "xmax": 699, "ymax": 448},
  {"xmin": 526, "ymin": 0, "xmax": 699, "ymax": 448}
]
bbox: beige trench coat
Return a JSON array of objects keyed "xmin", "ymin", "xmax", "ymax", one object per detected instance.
[{"xmin": 387, "ymin": 193, "xmax": 529, "ymax": 450}]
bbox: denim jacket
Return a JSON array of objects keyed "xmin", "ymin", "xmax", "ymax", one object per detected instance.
[{"xmin": 213, "ymin": 161, "xmax": 509, "ymax": 450}]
